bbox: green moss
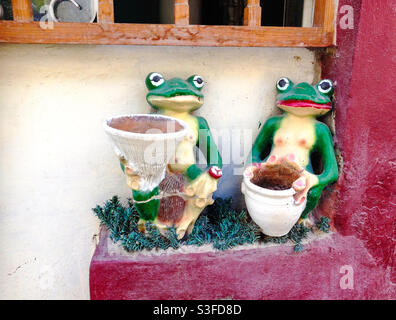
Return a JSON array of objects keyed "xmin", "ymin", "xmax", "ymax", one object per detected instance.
[
  {"xmin": 316, "ymin": 216, "xmax": 331, "ymax": 233},
  {"xmin": 93, "ymin": 196, "xmax": 330, "ymax": 253},
  {"xmin": 186, "ymin": 198, "xmax": 261, "ymax": 250},
  {"xmin": 262, "ymin": 223, "xmax": 310, "ymax": 252}
]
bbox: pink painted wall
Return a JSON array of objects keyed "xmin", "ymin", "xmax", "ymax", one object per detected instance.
[{"xmin": 321, "ymin": 0, "xmax": 396, "ymax": 284}]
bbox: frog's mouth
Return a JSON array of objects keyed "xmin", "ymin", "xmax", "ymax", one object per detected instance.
[
  {"xmin": 277, "ymin": 100, "xmax": 331, "ymax": 110},
  {"xmin": 148, "ymin": 94, "xmax": 204, "ymax": 110}
]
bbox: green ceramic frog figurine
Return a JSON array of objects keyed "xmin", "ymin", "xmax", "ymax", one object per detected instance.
[
  {"xmin": 245, "ymin": 77, "xmax": 338, "ymax": 226},
  {"xmin": 120, "ymin": 73, "xmax": 222, "ymax": 239}
]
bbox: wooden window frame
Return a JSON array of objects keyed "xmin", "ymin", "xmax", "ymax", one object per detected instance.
[{"xmin": 0, "ymin": 0, "xmax": 335, "ymax": 47}]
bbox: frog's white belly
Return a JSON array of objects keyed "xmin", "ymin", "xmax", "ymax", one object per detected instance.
[{"xmin": 270, "ymin": 114, "xmax": 316, "ymax": 168}]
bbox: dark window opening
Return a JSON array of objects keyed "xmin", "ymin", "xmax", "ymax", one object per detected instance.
[
  {"xmin": 114, "ymin": 0, "xmax": 174, "ymax": 24},
  {"xmin": 112, "ymin": 0, "xmax": 304, "ymax": 26},
  {"xmin": 261, "ymin": 0, "xmax": 304, "ymax": 27},
  {"xmin": 192, "ymin": 0, "xmax": 304, "ymax": 27},
  {"xmin": 0, "ymin": 0, "xmax": 13, "ymax": 21},
  {"xmin": 197, "ymin": 0, "xmax": 245, "ymax": 26}
]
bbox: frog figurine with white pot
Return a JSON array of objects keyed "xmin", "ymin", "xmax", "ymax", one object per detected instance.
[
  {"xmin": 242, "ymin": 77, "xmax": 338, "ymax": 237},
  {"xmin": 116, "ymin": 73, "xmax": 223, "ymax": 239}
]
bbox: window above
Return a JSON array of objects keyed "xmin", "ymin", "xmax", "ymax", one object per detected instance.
[{"xmin": 0, "ymin": 0, "xmax": 336, "ymax": 47}]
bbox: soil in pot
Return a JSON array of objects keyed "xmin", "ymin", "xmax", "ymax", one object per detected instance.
[{"xmin": 250, "ymin": 160, "xmax": 302, "ymax": 191}]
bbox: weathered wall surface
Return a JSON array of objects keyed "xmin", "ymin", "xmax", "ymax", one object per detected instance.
[
  {"xmin": 322, "ymin": 0, "xmax": 396, "ymax": 290},
  {"xmin": 0, "ymin": 44, "xmax": 316, "ymax": 299}
]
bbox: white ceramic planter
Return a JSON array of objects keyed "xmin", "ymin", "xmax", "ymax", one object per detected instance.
[
  {"xmin": 241, "ymin": 175, "xmax": 307, "ymax": 237},
  {"xmin": 104, "ymin": 114, "xmax": 188, "ymax": 192}
]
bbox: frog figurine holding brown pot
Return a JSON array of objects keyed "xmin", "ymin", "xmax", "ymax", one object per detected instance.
[
  {"xmin": 119, "ymin": 73, "xmax": 222, "ymax": 239},
  {"xmin": 243, "ymin": 78, "xmax": 338, "ymax": 235}
]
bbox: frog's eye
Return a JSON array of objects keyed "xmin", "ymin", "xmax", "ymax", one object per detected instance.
[
  {"xmin": 192, "ymin": 75, "xmax": 204, "ymax": 89},
  {"xmin": 149, "ymin": 72, "xmax": 165, "ymax": 87},
  {"xmin": 317, "ymin": 79, "xmax": 334, "ymax": 94},
  {"xmin": 276, "ymin": 77, "xmax": 290, "ymax": 91}
]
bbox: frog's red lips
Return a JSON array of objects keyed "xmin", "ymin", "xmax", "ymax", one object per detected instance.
[{"xmin": 277, "ymin": 100, "xmax": 331, "ymax": 109}]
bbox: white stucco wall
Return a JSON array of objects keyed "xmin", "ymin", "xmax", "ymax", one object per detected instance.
[{"xmin": 0, "ymin": 44, "xmax": 317, "ymax": 299}]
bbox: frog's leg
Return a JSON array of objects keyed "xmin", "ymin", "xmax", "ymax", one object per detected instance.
[
  {"xmin": 176, "ymin": 199, "xmax": 210, "ymax": 239},
  {"xmin": 118, "ymin": 156, "xmax": 160, "ymax": 230},
  {"xmin": 176, "ymin": 171, "xmax": 217, "ymax": 238},
  {"xmin": 132, "ymin": 187, "xmax": 160, "ymax": 223}
]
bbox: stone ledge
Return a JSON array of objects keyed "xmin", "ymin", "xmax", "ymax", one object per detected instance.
[{"xmin": 89, "ymin": 227, "xmax": 393, "ymax": 300}]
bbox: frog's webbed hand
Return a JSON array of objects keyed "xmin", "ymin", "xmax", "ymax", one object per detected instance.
[
  {"xmin": 115, "ymin": 148, "xmax": 141, "ymax": 190},
  {"xmin": 124, "ymin": 165, "xmax": 141, "ymax": 190},
  {"xmin": 261, "ymin": 154, "xmax": 319, "ymax": 205},
  {"xmin": 292, "ymin": 170, "xmax": 318, "ymax": 205},
  {"xmin": 243, "ymin": 162, "xmax": 263, "ymax": 179}
]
